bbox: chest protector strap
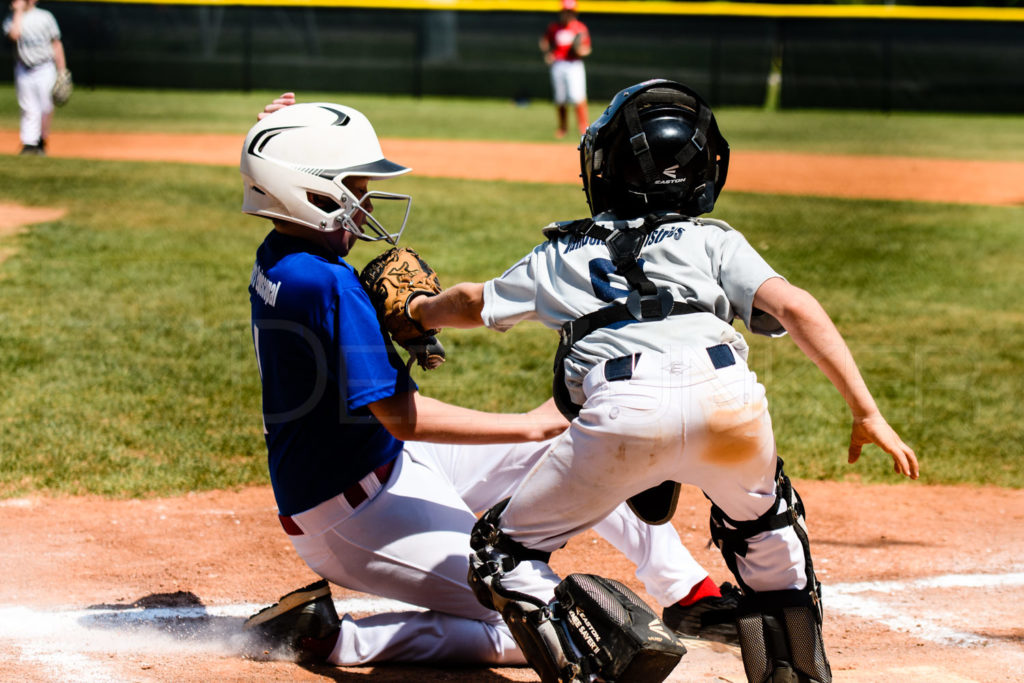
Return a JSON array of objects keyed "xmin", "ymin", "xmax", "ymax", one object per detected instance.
[
  {"xmin": 546, "ymin": 215, "xmax": 703, "ymax": 525},
  {"xmin": 547, "ymin": 214, "xmax": 702, "ymax": 419}
]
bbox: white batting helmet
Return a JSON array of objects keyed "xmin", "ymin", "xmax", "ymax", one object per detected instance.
[{"xmin": 240, "ymin": 102, "xmax": 412, "ymax": 243}]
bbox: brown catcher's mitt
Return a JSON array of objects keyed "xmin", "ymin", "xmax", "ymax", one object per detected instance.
[
  {"xmin": 359, "ymin": 247, "xmax": 446, "ymax": 370},
  {"xmin": 52, "ymin": 69, "xmax": 73, "ymax": 107}
]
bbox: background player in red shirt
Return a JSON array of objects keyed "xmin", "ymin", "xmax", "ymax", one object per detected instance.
[{"xmin": 540, "ymin": 0, "xmax": 591, "ymax": 139}]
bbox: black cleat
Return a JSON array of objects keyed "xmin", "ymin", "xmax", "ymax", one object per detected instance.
[
  {"xmin": 661, "ymin": 582, "xmax": 741, "ymax": 645},
  {"xmin": 244, "ymin": 579, "xmax": 340, "ymax": 662}
]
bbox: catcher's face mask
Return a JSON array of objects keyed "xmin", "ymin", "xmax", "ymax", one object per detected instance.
[{"xmin": 579, "ymin": 78, "xmax": 729, "ymax": 218}]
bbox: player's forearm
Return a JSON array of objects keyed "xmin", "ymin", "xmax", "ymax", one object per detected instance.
[
  {"xmin": 756, "ymin": 280, "xmax": 879, "ymax": 419},
  {"xmin": 788, "ymin": 311, "xmax": 878, "ymax": 418},
  {"xmin": 411, "ymin": 282, "xmax": 484, "ymax": 330},
  {"xmin": 6, "ymin": 12, "xmax": 23, "ymax": 41},
  {"xmin": 370, "ymin": 391, "xmax": 562, "ymax": 443},
  {"xmin": 52, "ymin": 40, "xmax": 65, "ymax": 70}
]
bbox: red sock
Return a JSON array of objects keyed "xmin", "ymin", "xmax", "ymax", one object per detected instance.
[{"xmin": 677, "ymin": 576, "xmax": 721, "ymax": 606}]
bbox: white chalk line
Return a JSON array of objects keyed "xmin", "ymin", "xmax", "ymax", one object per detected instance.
[
  {"xmin": 825, "ymin": 570, "xmax": 1024, "ymax": 648},
  {"xmin": 1, "ymin": 572, "xmax": 1020, "ymax": 680},
  {"xmin": 0, "ymin": 597, "xmax": 424, "ymax": 682},
  {"xmin": 0, "ymin": 596, "xmax": 425, "ymax": 654}
]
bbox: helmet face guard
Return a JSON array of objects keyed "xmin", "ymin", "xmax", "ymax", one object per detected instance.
[
  {"xmin": 580, "ymin": 79, "xmax": 730, "ymax": 218},
  {"xmin": 241, "ymin": 103, "xmax": 412, "ymax": 245},
  {"xmin": 334, "ymin": 188, "xmax": 412, "ymax": 244}
]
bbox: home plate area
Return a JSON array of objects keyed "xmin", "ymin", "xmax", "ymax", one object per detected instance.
[{"xmin": 2, "ymin": 571, "xmax": 1021, "ymax": 683}]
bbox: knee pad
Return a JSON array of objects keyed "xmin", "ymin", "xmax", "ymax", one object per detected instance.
[
  {"xmin": 469, "ymin": 502, "xmax": 687, "ymax": 683},
  {"xmin": 469, "ymin": 558, "xmax": 688, "ymax": 683},
  {"xmin": 706, "ymin": 461, "xmax": 830, "ymax": 682},
  {"xmin": 469, "ymin": 499, "xmax": 553, "ymax": 611},
  {"xmin": 555, "ymin": 573, "xmax": 688, "ymax": 682},
  {"xmin": 470, "ymin": 498, "xmax": 553, "ymax": 559},
  {"xmin": 735, "ymin": 590, "xmax": 831, "ymax": 683},
  {"xmin": 469, "ymin": 543, "xmax": 582, "ymax": 682},
  {"xmin": 708, "ymin": 459, "xmax": 820, "ymax": 604}
]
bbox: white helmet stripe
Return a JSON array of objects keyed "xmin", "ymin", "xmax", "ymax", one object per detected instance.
[{"xmin": 240, "ymin": 102, "xmax": 413, "ymax": 239}]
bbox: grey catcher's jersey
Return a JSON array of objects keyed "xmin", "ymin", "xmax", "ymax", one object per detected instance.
[{"xmin": 481, "ymin": 216, "xmax": 788, "ymax": 405}]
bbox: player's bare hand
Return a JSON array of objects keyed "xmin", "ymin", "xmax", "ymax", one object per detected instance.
[
  {"xmin": 257, "ymin": 92, "xmax": 296, "ymax": 120},
  {"xmin": 10, "ymin": 0, "xmax": 28, "ymax": 12},
  {"xmin": 526, "ymin": 398, "xmax": 570, "ymax": 440},
  {"xmin": 848, "ymin": 413, "xmax": 919, "ymax": 479}
]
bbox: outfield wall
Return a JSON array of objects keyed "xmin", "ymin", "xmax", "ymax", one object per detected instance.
[{"xmin": 4, "ymin": 1, "xmax": 1023, "ymax": 112}]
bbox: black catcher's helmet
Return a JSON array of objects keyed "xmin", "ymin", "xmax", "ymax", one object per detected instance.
[{"xmin": 580, "ymin": 79, "xmax": 730, "ymax": 218}]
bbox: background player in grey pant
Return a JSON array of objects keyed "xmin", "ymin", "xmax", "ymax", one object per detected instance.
[
  {"xmin": 3, "ymin": 0, "xmax": 66, "ymax": 155},
  {"xmin": 410, "ymin": 79, "xmax": 919, "ymax": 682}
]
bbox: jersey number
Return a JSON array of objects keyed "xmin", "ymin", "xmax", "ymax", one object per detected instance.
[{"xmin": 588, "ymin": 257, "xmax": 645, "ymax": 303}]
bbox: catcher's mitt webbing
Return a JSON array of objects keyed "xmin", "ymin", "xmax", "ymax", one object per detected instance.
[{"xmin": 359, "ymin": 247, "xmax": 445, "ymax": 370}]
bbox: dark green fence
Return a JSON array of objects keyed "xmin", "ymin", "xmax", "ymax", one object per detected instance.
[{"xmin": 4, "ymin": 2, "xmax": 1022, "ymax": 112}]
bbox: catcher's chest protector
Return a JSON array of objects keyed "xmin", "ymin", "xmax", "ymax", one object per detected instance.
[
  {"xmin": 546, "ymin": 214, "xmax": 701, "ymax": 420},
  {"xmin": 554, "ymin": 573, "xmax": 687, "ymax": 682},
  {"xmin": 547, "ymin": 215, "xmax": 697, "ymax": 525}
]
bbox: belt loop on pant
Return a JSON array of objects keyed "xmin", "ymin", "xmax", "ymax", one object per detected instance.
[
  {"xmin": 341, "ymin": 460, "xmax": 395, "ymax": 509},
  {"xmin": 706, "ymin": 344, "xmax": 736, "ymax": 369},
  {"xmin": 278, "ymin": 514, "xmax": 303, "ymax": 536},
  {"xmin": 278, "ymin": 459, "xmax": 396, "ymax": 536},
  {"xmin": 605, "ymin": 352, "xmax": 641, "ymax": 382}
]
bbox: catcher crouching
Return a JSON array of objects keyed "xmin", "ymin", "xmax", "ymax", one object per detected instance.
[{"xmin": 240, "ymin": 101, "xmax": 730, "ymax": 675}]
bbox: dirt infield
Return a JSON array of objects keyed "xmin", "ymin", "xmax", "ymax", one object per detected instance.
[
  {"xmin": 0, "ymin": 203, "xmax": 67, "ymax": 266},
  {"xmin": 3, "ymin": 129, "xmax": 1024, "ymax": 206},
  {"xmin": 2, "ymin": 483, "xmax": 1022, "ymax": 682},
  {"xmin": 1, "ymin": 132, "xmax": 1022, "ymax": 682}
]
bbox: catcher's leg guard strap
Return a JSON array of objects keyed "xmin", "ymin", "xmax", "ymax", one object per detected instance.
[
  {"xmin": 469, "ymin": 560, "xmax": 688, "ymax": 683},
  {"xmin": 470, "ymin": 498, "xmax": 553, "ymax": 561},
  {"xmin": 736, "ymin": 590, "xmax": 832, "ymax": 683},
  {"xmin": 468, "ymin": 546, "xmax": 581, "ymax": 682},
  {"xmin": 469, "ymin": 501, "xmax": 686, "ymax": 683},
  {"xmin": 499, "ymin": 592, "xmax": 581, "ymax": 683},
  {"xmin": 708, "ymin": 459, "xmax": 820, "ymax": 604},
  {"xmin": 468, "ymin": 499, "xmax": 571, "ymax": 682},
  {"xmin": 469, "ymin": 498, "xmax": 557, "ymax": 615}
]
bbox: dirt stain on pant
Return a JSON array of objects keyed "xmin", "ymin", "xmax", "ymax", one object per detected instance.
[{"xmin": 698, "ymin": 392, "xmax": 771, "ymax": 465}]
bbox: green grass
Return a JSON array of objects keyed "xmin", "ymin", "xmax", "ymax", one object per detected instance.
[
  {"xmin": 2, "ymin": 85, "xmax": 1024, "ymax": 160},
  {"xmin": 0, "ymin": 89, "xmax": 1021, "ymax": 498}
]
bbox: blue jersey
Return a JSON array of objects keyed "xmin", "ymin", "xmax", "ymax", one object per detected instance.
[{"xmin": 249, "ymin": 230, "xmax": 414, "ymax": 515}]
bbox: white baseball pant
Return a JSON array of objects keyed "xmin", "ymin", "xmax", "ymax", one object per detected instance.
[
  {"xmin": 14, "ymin": 60, "xmax": 56, "ymax": 147},
  {"xmin": 281, "ymin": 436, "xmax": 710, "ymax": 665},
  {"xmin": 498, "ymin": 345, "xmax": 809, "ymax": 604},
  {"xmin": 550, "ymin": 59, "xmax": 587, "ymax": 105}
]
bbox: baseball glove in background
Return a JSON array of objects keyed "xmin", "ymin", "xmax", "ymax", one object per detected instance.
[
  {"xmin": 52, "ymin": 69, "xmax": 73, "ymax": 107},
  {"xmin": 569, "ymin": 33, "xmax": 587, "ymax": 60},
  {"xmin": 359, "ymin": 247, "xmax": 446, "ymax": 370}
]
